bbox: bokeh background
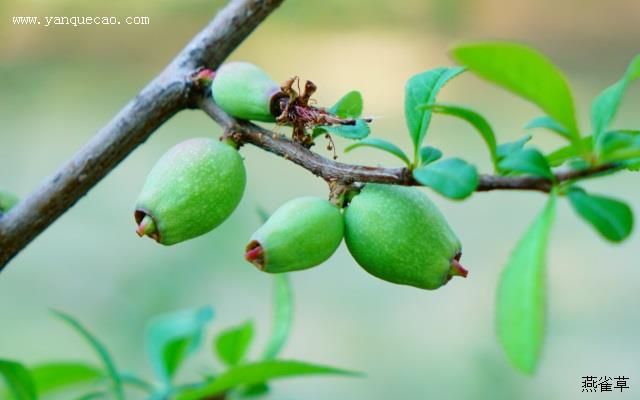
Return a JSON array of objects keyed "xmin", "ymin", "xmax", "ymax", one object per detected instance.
[{"xmin": 1, "ymin": 0, "xmax": 639, "ymax": 399}]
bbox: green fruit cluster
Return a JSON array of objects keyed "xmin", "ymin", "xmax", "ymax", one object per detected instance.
[
  {"xmin": 245, "ymin": 184, "xmax": 466, "ymax": 290},
  {"xmin": 136, "ymin": 62, "xmax": 466, "ymax": 289}
]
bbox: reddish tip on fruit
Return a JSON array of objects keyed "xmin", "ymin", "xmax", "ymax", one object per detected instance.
[
  {"xmin": 245, "ymin": 241, "xmax": 265, "ymax": 270},
  {"xmin": 449, "ymin": 258, "xmax": 469, "ymax": 279}
]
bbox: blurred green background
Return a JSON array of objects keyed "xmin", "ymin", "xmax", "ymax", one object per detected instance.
[{"xmin": 1, "ymin": 0, "xmax": 639, "ymax": 399}]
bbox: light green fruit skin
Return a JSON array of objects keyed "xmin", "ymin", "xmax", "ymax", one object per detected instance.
[
  {"xmin": 249, "ymin": 197, "xmax": 344, "ymax": 273},
  {"xmin": 136, "ymin": 138, "xmax": 246, "ymax": 245},
  {"xmin": 212, "ymin": 62, "xmax": 280, "ymax": 122},
  {"xmin": 0, "ymin": 190, "xmax": 19, "ymax": 214},
  {"xmin": 344, "ymin": 184, "xmax": 461, "ymax": 290}
]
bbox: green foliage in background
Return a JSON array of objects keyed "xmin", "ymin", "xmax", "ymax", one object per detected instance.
[{"xmin": 0, "ymin": 275, "xmax": 357, "ymax": 399}]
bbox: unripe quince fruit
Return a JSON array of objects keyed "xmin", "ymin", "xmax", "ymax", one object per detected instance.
[
  {"xmin": 211, "ymin": 62, "xmax": 283, "ymax": 122},
  {"xmin": 245, "ymin": 197, "xmax": 344, "ymax": 273},
  {"xmin": 344, "ymin": 184, "xmax": 467, "ymax": 290},
  {"xmin": 135, "ymin": 138, "xmax": 246, "ymax": 245}
]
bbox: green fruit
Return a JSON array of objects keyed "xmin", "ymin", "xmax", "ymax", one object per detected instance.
[
  {"xmin": 135, "ymin": 138, "xmax": 246, "ymax": 245},
  {"xmin": 211, "ymin": 62, "xmax": 284, "ymax": 122},
  {"xmin": 344, "ymin": 184, "xmax": 467, "ymax": 290},
  {"xmin": 0, "ymin": 190, "xmax": 19, "ymax": 215},
  {"xmin": 245, "ymin": 197, "xmax": 344, "ymax": 273}
]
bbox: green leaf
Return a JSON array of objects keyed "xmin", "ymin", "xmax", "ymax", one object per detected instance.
[
  {"xmin": 412, "ymin": 158, "xmax": 478, "ymax": 199},
  {"xmin": 328, "ymin": 91, "xmax": 363, "ymax": 119},
  {"xmin": 0, "ymin": 360, "xmax": 36, "ymax": 400},
  {"xmin": 591, "ymin": 55, "xmax": 640, "ymax": 142},
  {"xmin": 598, "ymin": 130, "xmax": 640, "ymax": 162},
  {"xmin": 313, "ymin": 119, "xmax": 370, "ymax": 140},
  {"xmin": 145, "ymin": 306, "xmax": 214, "ymax": 385},
  {"xmin": 546, "ymin": 137, "xmax": 593, "ymax": 167},
  {"xmin": 30, "ymin": 362, "xmax": 101, "ymax": 396},
  {"xmin": 262, "ymin": 275, "xmax": 293, "ymax": 360},
  {"xmin": 451, "ymin": 42, "xmax": 579, "ymax": 141},
  {"xmin": 404, "ymin": 67, "xmax": 465, "ymax": 154},
  {"xmin": 525, "ymin": 116, "xmax": 571, "ymax": 140},
  {"xmin": 52, "ymin": 311, "xmax": 123, "ymax": 400},
  {"xmin": 419, "ymin": 146, "xmax": 443, "ymax": 165},
  {"xmin": 496, "ymin": 135, "xmax": 532, "ymax": 162},
  {"xmin": 418, "ymin": 103, "xmax": 498, "ymax": 169},
  {"xmin": 240, "ymin": 382, "xmax": 269, "ymax": 397},
  {"xmin": 497, "ymin": 195, "xmax": 557, "ymax": 374},
  {"xmin": 344, "ymin": 138, "xmax": 411, "ymax": 167},
  {"xmin": 567, "ymin": 187, "xmax": 633, "ymax": 242},
  {"xmin": 0, "ymin": 190, "xmax": 19, "ymax": 214},
  {"xmin": 499, "ymin": 148, "xmax": 554, "ymax": 180},
  {"xmin": 215, "ymin": 321, "xmax": 254, "ymax": 367},
  {"xmin": 176, "ymin": 360, "xmax": 360, "ymax": 400}
]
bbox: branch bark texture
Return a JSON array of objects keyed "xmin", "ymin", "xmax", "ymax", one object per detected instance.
[
  {"xmin": 0, "ymin": 0, "xmax": 618, "ymax": 271},
  {"xmin": 0, "ymin": 0, "xmax": 285, "ymax": 270}
]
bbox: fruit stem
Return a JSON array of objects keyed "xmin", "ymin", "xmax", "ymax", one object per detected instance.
[
  {"xmin": 136, "ymin": 215, "xmax": 157, "ymax": 237},
  {"xmin": 449, "ymin": 258, "xmax": 469, "ymax": 279}
]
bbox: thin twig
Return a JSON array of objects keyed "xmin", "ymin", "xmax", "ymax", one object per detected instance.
[
  {"xmin": 199, "ymin": 96, "xmax": 619, "ymax": 192},
  {"xmin": 0, "ymin": 0, "xmax": 621, "ymax": 272}
]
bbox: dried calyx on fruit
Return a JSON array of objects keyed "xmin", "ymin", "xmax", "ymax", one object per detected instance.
[
  {"xmin": 135, "ymin": 138, "xmax": 246, "ymax": 245},
  {"xmin": 211, "ymin": 62, "xmax": 368, "ymax": 146},
  {"xmin": 245, "ymin": 196, "xmax": 344, "ymax": 273},
  {"xmin": 344, "ymin": 183, "xmax": 467, "ymax": 290}
]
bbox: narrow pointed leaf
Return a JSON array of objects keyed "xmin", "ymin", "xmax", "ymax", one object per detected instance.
[
  {"xmin": 591, "ymin": 55, "xmax": 640, "ymax": 141},
  {"xmin": 262, "ymin": 274, "xmax": 293, "ymax": 360},
  {"xmin": 496, "ymin": 135, "xmax": 532, "ymax": 162},
  {"xmin": 452, "ymin": 42, "xmax": 579, "ymax": 140},
  {"xmin": 345, "ymin": 138, "xmax": 411, "ymax": 166},
  {"xmin": 499, "ymin": 148, "xmax": 553, "ymax": 180},
  {"xmin": 413, "ymin": 158, "xmax": 478, "ymax": 199},
  {"xmin": 176, "ymin": 360, "xmax": 360, "ymax": 400},
  {"xmin": 328, "ymin": 91, "xmax": 363, "ymax": 119},
  {"xmin": 419, "ymin": 103, "xmax": 498, "ymax": 169},
  {"xmin": 525, "ymin": 116, "xmax": 571, "ymax": 140},
  {"xmin": 0, "ymin": 360, "xmax": 36, "ymax": 400},
  {"xmin": 52, "ymin": 311, "xmax": 124, "ymax": 400},
  {"xmin": 30, "ymin": 362, "xmax": 101, "ymax": 395},
  {"xmin": 497, "ymin": 195, "xmax": 557, "ymax": 374},
  {"xmin": 145, "ymin": 306, "xmax": 214, "ymax": 384},
  {"xmin": 568, "ymin": 187, "xmax": 633, "ymax": 242},
  {"xmin": 419, "ymin": 146, "xmax": 443, "ymax": 165},
  {"xmin": 215, "ymin": 321, "xmax": 254, "ymax": 367},
  {"xmin": 405, "ymin": 67, "xmax": 465, "ymax": 151}
]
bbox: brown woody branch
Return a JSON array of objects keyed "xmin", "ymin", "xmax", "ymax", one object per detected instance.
[
  {"xmin": 0, "ymin": 0, "xmax": 620, "ymax": 272},
  {"xmin": 198, "ymin": 96, "xmax": 619, "ymax": 192},
  {"xmin": 0, "ymin": 0, "xmax": 285, "ymax": 271}
]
